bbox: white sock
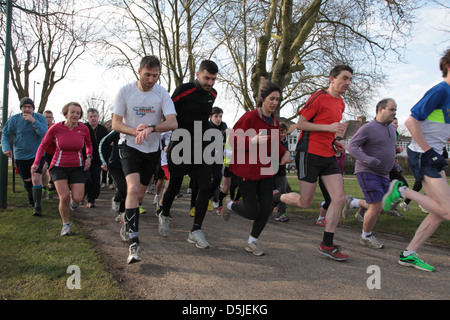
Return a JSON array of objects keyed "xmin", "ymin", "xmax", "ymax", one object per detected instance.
[
  {"xmin": 248, "ymin": 235, "xmax": 258, "ymax": 244},
  {"xmin": 403, "ymin": 250, "xmax": 415, "ymax": 257},
  {"xmin": 362, "ymin": 231, "xmax": 372, "ymax": 238},
  {"xmin": 398, "ymin": 186, "xmax": 406, "ymax": 198},
  {"xmin": 350, "ymin": 199, "xmax": 360, "ymax": 208},
  {"xmin": 226, "ymin": 200, "xmax": 233, "ymax": 210},
  {"xmin": 317, "ymin": 216, "xmax": 325, "ymax": 221}
]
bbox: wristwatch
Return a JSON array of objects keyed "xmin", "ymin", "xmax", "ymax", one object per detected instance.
[{"xmin": 150, "ymin": 124, "xmax": 156, "ymax": 132}]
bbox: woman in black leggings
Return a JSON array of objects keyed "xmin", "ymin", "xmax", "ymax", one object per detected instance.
[{"xmin": 221, "ymin": 81, "xmax": 291, "ymax": 255}]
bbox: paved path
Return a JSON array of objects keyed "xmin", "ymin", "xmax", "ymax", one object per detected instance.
[{"xmin": 75, "ymin": 188, "xmax": 450, "ymax": 301}]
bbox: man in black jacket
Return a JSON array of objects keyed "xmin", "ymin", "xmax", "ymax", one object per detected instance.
[
  {"xmin": 84, "ymin": 108, "xmax": 109, "ymax": 208},
  {"xmin": 158, "ymin": 60, "xmax": 218, "ymax": 249}
]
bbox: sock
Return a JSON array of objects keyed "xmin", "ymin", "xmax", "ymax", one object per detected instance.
[
  {"xmin": 191, "ymin": 224, "xmax": 201, "ymax": 232},
  {"xmin": 23, "ymin": 180, "xmax": 34, "ymax": 204},
  {"xmin": 362, "ymin": 231, "xmax": 372, "ymax": 238},
  {"xmin": 125, "ymin": 208, "xmax": 140, "ymax": 243},
  {"xmin": 322, "ymin": 231, "xmax": 334, "ymax": 247},
  {"xmin": 350, "ymin": 199, "xmax": 360, "ymax": 208},
  {"xmin": 398, "ymin": 186, "xmax": 406, "ymax": 198},
  {"xmin": 219, "ymin": 191, "xmax": 227, "ymax": 206},
  {"xmin": 317, "ymin": 216, "xmax": 325, "ymax": 221},
  {"xmin": 402, "ymin": 250, "xmax": 415, "ymax": 257},
  {"xmin": 32, "ymin": 185, "xmax": 43, "ymax": 208},
  {"xmin": 248, "ymin": 235, "xmax": 258, "ymax": 244},
  {"xmin": 226, "ymin": 200, "xmax": 233, "ymax": 210}
]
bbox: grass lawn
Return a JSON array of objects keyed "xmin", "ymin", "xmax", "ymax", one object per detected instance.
[
  {"xmin": 0, "ymin": 173, "xmax": 449, "ymax": 299},
  {"xmin": 0, "ymin": 176, "xmax": 125, "ymax": 300},
  {"xmin": 286, "ymin": 174, "xmax": 450, "ymax": 247}
]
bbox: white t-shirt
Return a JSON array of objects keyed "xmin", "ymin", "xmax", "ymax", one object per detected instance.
[{"xmin": 113, "ymin": 82, "xmax": 176, "ymax": 153}]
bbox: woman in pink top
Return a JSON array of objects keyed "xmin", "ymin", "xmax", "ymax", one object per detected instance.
[{"xmin": 32, "ymin": 102, "xmax": 93, "ymax": 236}]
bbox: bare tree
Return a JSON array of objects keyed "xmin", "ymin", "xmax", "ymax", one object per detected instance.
[
  {"xmin": 98, "ymin": 0, "xmax": 224, "ymax": 91},
  {"xmin": 0, "ymin": 0, "xmax": 103, "ymax": 113},
  {"xmin": 211, "ymin": 0, "xmax": 419, "ymax": 119}
]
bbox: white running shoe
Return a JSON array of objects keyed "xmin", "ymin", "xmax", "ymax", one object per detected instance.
[
  {"xmin": 127, "ymin": 242, "xmax": 141, "ymax": 264},
  {"xmin": 158, "ymin": 212, "xmax": 170, "ymax": 237},
  {"xmin": 187, "ymin": 230, "xmax": 210, "ymax": 249}
]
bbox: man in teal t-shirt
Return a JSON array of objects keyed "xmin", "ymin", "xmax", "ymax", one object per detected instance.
[{"xmin": 1, "ymin": 97, "xmax": 47, "ymax": 216}]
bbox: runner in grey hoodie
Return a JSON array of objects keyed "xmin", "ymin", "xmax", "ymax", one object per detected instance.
[{"xmin": 347, "ymin": 98, "xmax": 397, "ymax": 249}]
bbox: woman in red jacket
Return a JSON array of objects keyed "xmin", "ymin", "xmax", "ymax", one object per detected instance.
[
  {"xmin": 32, "ymin": 102, "xmax": 93, "ymax": 236},
  {"xmin": 222, "ymin": 81, "xmax": 291, "ymax": 255}
]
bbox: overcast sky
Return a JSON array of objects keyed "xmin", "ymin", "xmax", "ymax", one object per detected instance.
[{"xmin": 5, "ymin": 2, "xmax": 449, "ymax": 132}]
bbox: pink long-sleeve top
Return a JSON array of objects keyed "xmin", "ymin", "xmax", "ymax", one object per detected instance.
[{"xmin": 34, "ymin": 121, "xmax": 93, "ymax": 168}]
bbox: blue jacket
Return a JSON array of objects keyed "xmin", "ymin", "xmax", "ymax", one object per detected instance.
[{"xmin": 1, "ymin": 112, "xmax": 47, "ymax": 160}]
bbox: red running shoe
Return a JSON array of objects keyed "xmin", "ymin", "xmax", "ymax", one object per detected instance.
[{"xmin": 318, "ymin": 242, "xmax": 349, "ymax": 261}]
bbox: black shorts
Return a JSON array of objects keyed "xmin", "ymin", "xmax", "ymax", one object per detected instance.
[
  {"xmin": 119, "ymin": 145, "xmax": 160, "ymax": 186},
  {"xmin": 296, "ymin": 152, "xmax": 341, "ymax": 183},
  {"xmin": 50, "ymin": 166, "xmax": 86, "ymax": 184},
  {"xmin": 16, "ymin": 157, "xmax": 45, "ymax": 180}
]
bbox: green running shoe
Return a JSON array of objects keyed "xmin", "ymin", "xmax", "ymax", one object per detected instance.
[
  {"xmin": 398, "ymin": 252, "xmax": 435, "ymax": 272},
  {"xmin": 382, "ymin": 179, "xmax": 404, "ymax": 212}
]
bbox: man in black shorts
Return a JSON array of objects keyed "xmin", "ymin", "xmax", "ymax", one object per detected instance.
[
  {"xmin": 158, "ymin": 60, "xmax": 219, "ymax": 249},
  {"xmin": 112, "ymin": 56, "xmax": 177, "ymax": 264}
]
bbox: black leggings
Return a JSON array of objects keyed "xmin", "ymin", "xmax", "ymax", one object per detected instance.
[
  {"xmin": 231, "ymin": 176, "xmax": 273, "ymax": 239},
  {"xmin": 109, "ymin": 166, "xmax": 127, "ymax": 213},
  {"xmin": 162, "ymin": 162, "xmax": 212, "ymax": 230}
]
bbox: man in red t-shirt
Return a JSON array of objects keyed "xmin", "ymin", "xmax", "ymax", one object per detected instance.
[{"xmin": 279, "ymin": 65, "xmax": 352, "ymax": 261}]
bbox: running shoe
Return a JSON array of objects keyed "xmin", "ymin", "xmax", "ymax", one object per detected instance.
[
  {"xmin": 386, "ymin": 208, "xmax": 404, "ymax": 219},
  {"xmin": 216, "ymin": 206, "xmax": 222, "ymax": 216},
  {"xmin": 399, "ymin": 201, "xmax": 410, "ymax": 212},
  {"xmin": 318, "ymin": 243, "xmax": 349, "ymax": 261},
  {"xmin": 33, "ymin": 206, "xmax": 42, "ymax": 217},
  {"xmin": 208, "ymin": 200, "xmax": 214, "ymax": 212},
  {"xmin": 419, "ymin": 204, "xmax": 430, "ymax": 214},
  {"xmin": 139, "ymin": 205, "xmax": 147, "ymax": 214},
  {"xmin": 398, "ymin": 252, "xmax": 435, "ymax": 272},
  {"xmin": 158, "ymin": 212, "xmax": 170, "ymax": 237},
  {"xmin": 355, "ymin": 208, "xmax": 365, "ymax": 222},
  {"xmin": 153, "ymin": 195, "xmax": 160, "ymax": 206},
  {"xmin": 127, "ymin": 242, "xmax": 141, "ymax": 264},
  {"xmin": 382, "ymin": 179, "xmax": 404, "ymax": 212},
  {"xmin": 187, "ymin": 229, "xmax": 210, "ymax": 249},
  {"xmin": 175, "ymin": 193, "xmax": 183, "ymax": 200},
  {"xmin": 316, "ymin": 218, "xmax": 326, "ymax": 226},
  {"xmin": 87, "ymin": 202, "xmax": 96, "ymax": 208},
  {"xmin": 275, "ymin": 212, "xmax": 289, "ymax": 222},
  {"xmin": 245, "ymin": 241, "xmax": 264, "ymax": 256},
  {"xmin": 341, "ymin": 195, "xmax": 355, "ymax": 219},
  {"xmin": 221, "ymin": 196, "xmax": 232, "ymax": 221},
  {"xmin": 111, "ymin": 197, "xmax": 120, "ymax": 215},
  {"xmin": 60, "ymin": 223, "xmax": 72, "ymax": 236},
  {"xmin": 189, "ymin": 207, "xmax": 196, "ymax": 217},
  {"xmin": 69, "ymin": 201, "xmax": 79, "ymax": 211},
  {"xmin": 360, "ymin": 235, "xmax": 384, "ymax": 249}
]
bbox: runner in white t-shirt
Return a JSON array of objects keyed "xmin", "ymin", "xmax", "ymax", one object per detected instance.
[{"xmin": 112, "ymin": 55, "xmax": 177, "ymax": 264}]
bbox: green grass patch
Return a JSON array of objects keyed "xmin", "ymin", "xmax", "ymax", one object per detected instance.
[
  {"xmin": 285, "ymin": 174, "xmax": 450, "ymax": 247},
  {"xmin": 0, "ymin": 180, "xmax": 124, "ymax": 300}
]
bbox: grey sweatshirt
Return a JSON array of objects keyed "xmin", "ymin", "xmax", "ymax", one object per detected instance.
[{"xmin": 347, "ymin": 119, "xmax": 397, "ymax": 178}]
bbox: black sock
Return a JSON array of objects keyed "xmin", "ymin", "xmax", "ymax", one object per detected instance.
[
  {"xmin": 219, "ymin": 191, "xmax": 227, "ymax": 206},
  {"xmin": 32, "ymin": 185, "xmax": 42, "ymax": 208},
  {"xmin": 125, "ymin": 208, "xmax": 140, "ymax": 243},
  {"xmin": 323, "ymin": 231, "xmax": 334, "ymax": 247},
  {"xmin": 191, "ymin": 224, "xmax": 202, "ymax": 232}
]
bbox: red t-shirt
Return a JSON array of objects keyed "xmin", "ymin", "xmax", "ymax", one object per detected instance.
[
  {"xmin": 298, "ymin": 89, "xmax": 345, "ymax": 157},
  {"xmin": 34, "ymin": 122, "xmax": 92, "ymax": 168}
]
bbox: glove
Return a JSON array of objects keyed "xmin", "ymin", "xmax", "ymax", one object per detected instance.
[{"xmin": 421, "ymin": 148, "xmax": 447, "ymax": 170}]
